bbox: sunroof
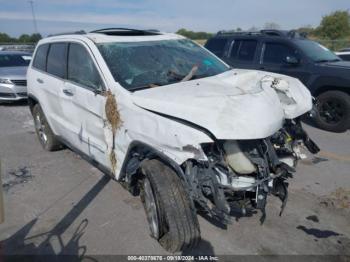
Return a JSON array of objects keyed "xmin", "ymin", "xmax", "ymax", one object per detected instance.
[{"xmin": 90, "ymin": 28, "xmax": 161, "ymax": 36}]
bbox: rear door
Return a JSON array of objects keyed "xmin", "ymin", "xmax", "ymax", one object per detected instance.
[
  {"xmin": 30, "ymin": 43, "xmax": 67, "ymax": 135},
  {"xmin": 227, "ymin": 39, "xmax": 260, "ymax": 69},
  {"xmin": 59, "ymin": 42, "xmax": 108, "ymax": 166}
]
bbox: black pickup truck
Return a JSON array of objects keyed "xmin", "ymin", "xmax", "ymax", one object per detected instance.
[{"xmin": 205, "ymin": 30, "xmax": 350, "ymax": 132}]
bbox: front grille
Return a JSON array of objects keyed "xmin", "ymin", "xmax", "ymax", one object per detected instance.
[
  {"xmin": 16, "ymin": 92, "xmax": 27, "ymax": 97},
  {"xmin": 0, "ymin": 92, "xmax": 16, "ymax": 98},
  {"xmin": 11, "ymin": 79, "xmax": 27, "ymax": 86}
]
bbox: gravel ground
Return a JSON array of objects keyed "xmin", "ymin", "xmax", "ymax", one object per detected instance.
[{"xmin": 0, "ymin": 101, "xmax": 349, "ymax": 258}]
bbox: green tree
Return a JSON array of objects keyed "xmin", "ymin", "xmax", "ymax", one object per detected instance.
[
  {"xmin": 29, "ymin": 33, "xmax": 42, "ymax": 42},
  {"xmin": 176, "ymin": 28, "xmax": 213, "ymax": 40},
  {"xmin": 0, "ymin": 33, "xmax": 14, "ymax": 43},
  {"xmin": 297, "ymin": 25, "xmax": 315, "ymax": 36},
  {"xmin": 316, "ymin": 10, "xmax": 350, "ymax": 39},
  {"xmin": 18, "ymin": 34, "xmax": 31, "ymax": 43}
]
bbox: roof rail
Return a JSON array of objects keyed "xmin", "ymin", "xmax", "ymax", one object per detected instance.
[
  {"xmin": 90, "ymin": 28, "xmax": 161, "ymax": 36},
  {"xmin": 217, "ymin": 30, "xmax": 261, "ymax": 36},
  {"xmin": 48, "ymin": 30, "xmax": 86, "ymax": 37},
  {"xmin": 260, "ymin": 29, "xmax": 287, "ymax": 37},
  {"xmin": 216, "ymin": 29, "xmax": 307, "ymax": 39}
]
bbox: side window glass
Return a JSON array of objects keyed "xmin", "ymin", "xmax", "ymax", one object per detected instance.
[
  {"xmin": 205, "ymin": 38, "xmax": 227, "ymax": 57},
  {"xmin": 229, "ymin": 40, "xmax": 241, "ymax": 59},
  {"xmin": 263, "ymin": 43, "xmax": 297, "ymax": 64},
  {"xmin": 47, "ymin": 43, "xmax": 67, "ymax": 78},
  {"xmin": 33, "ymin": 44, "xmax": 49, "ymax": 71},
  {"xmin": 68, "ymin": 43, "xmax": 103, "ymax": 90},
  {"xmin": 237, "ymin": 40, "xmax": 257, "ymax": 61}
]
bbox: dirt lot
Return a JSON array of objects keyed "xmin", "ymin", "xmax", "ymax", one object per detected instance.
[{"xmin": 0, "ymin": 101, "xmax": 349, "ymax": 258}]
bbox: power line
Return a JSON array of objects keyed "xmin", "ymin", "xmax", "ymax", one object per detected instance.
[{"xmin": 28, "ymin": 0, "xmax": 38, "ymax": 34}]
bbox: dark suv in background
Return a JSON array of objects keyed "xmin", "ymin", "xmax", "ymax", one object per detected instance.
[{"xmin": 205, "ymin": 30, "xmax": 350, "ymax": 132}]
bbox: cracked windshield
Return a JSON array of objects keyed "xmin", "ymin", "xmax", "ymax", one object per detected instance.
[{"xmin": 98, "ymin": 39, "xmax": 229, "ymax": 91}]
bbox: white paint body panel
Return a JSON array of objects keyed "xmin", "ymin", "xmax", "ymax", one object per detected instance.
[
  {"xmin": 132, "ymin": 69, "xmax": 312, "ymax": 140},
  {"xmin": 27, "ymin": 33, "xmax": 313, "ymax": 180}
]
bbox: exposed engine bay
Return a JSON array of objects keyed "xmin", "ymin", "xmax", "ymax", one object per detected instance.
[
  {"xmin": 183, "ymin": 119, "xmax": 319, "ymax": 224},
  {"xmin": 125, "ymin": 68, "xmax": 321, "ymax": 224}
]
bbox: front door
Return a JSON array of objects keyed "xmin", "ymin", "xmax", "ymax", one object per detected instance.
[
  {"xmin": 59, "ymin": 42, "xmax": 108, "ymax": 167},
  {"xmin": 260, "ymin": 41, "xmax": 311, "ymax": 85}
]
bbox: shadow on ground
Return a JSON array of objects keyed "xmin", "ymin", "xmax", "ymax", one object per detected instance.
[
  {"xmin": 182, "ymin": 238, "xmax": 215, "ymax": 256},
  {"xmin": 0, "ymin": 100, "xmax": 28, "ymax": 107},
  {"xmin": 1, "ymin": 175, "xmax": 111, "ymax": 261}
]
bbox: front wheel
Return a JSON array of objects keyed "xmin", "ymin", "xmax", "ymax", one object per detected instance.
[
  {"xmin": 33, "ymin": 104, "xmax": 63, "ymax": 151},
  {"xmin": 140, "ymin": 159, "xmax": 200, "ymax": 253},
  {"xmin": 314, "ymin": 91, "xmax": 350, "ymax": 133}
]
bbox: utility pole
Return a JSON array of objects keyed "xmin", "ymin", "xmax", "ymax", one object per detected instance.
[{"xmin": 28, "ymin": 0, "xmax": 38, "ymax": 34}]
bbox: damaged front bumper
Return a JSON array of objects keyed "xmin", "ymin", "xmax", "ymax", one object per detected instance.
[{"xmin": 183, "ymin": 118, "xmax": 319, "ymax": 224}]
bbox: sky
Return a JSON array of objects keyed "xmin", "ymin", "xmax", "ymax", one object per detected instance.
[{"xmin": 0, "ymin": 0, "xmax": 349, "ymax": 37}]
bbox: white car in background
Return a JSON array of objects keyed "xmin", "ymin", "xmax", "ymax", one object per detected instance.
[
  {"xmin": 26, "ymin": 28, "xmax": 319, "ymax": 252},
  {"xmin": 0, "ymin": 51, "xmax": 31, "ymax": 102}
]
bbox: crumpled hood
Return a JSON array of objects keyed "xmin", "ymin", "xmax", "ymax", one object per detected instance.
[{"xmin": 132, "ymin": 69, "xmax": 312, "ymax": 140}]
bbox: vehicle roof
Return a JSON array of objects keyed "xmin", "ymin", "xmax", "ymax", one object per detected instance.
[
  {"xmin": 209, "ymin": 30, "xmax": 307, "ymax": 42},
  {"xmin": 39, "ymin": 30, "xmax": 185, "ymax": 44},
  {"xmin": 0, "ymin": 50, "xmax": 32, "ymax": 55}
]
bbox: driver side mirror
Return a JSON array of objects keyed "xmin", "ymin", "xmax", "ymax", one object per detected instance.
[{"xmin": 285, "ymin": 56, "xmax": 299, "ymax": 65}]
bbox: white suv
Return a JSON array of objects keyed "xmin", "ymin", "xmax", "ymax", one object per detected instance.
[{"xmin": 27, "ymin": 28, "xmax": 319, "ymax": 252}]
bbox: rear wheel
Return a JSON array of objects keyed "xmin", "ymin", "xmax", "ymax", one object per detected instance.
[
  {"xmin": 33, "ymin": 104, "xmax": 63, "ymax": 151},
  {"xmin": 315, "ymin": 91, "xmax": 350, "ymax": 132},
  {"xmin": 140, "ymin": 159, "xmax": 200, "ymax": 252}
]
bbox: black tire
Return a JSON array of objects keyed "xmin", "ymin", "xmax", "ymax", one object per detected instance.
[
  {"xmin": 140, "ymin": 159, "xmax": 200, "ymax": 253},
  {"xmin": 32, "ymin": 104, "xmax": 63, "ymax": 151},
  {"xmin": 314, "ymin": 91, "xmax": 350, "ymax": 133}
]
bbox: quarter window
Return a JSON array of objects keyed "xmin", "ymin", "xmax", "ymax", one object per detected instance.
[
  {"xmin": 263, "ymin": 43, "xmax": 297, "ymax": 64},
  {"xmin": 46, "ymin": 43, "xmax": 67, "ymax": 78},
  {"xmin": 67, "ymin": 43, "xmax": 103, "ymax": 90},
  {"xmin": 32, "ymin": 44, "xmax": 49, "ymax": 71}
]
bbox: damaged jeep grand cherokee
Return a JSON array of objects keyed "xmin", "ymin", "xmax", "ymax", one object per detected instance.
[{"xmin": 27, "ymin": 28, "xmax": 319, "ymax": 252}]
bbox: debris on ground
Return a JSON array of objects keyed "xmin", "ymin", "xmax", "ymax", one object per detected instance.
[
  {"xmin": 2, "ymin": 166, "xmax": 32, "ymax": 192},
  {"xmin": 306, "ymin": 215, "xmax": 319, "ymax": 223},
  {"xmin": 319, "ymin": 187, "xmax": 350, "ymax": 209}
]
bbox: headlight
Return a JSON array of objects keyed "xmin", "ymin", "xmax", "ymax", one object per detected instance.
[{"xmin": 0, "ymin": 78, "xmax": 13, "ymax": 84}]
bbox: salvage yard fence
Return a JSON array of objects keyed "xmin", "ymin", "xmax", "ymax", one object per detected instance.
[{"xmin": 0, "ymin": 43, "xmax": 36, "ymax": 53}]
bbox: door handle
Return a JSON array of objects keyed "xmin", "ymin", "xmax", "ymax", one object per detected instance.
[
  {"xmin": 36, "ymin": 78, "xmax": 44, "ymax": 84},
  {"xmin": 63, "ymin": 89, "xmax": 74, "ymax": 96}
]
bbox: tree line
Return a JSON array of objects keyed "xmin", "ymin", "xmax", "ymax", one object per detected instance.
[
  {"xmin": 176, "ymin": 10, "xmax": 350, "ymax": 41},
  {"xmin": 0, "ymin": 33, "xmax": 42, "ymax": 43}
]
